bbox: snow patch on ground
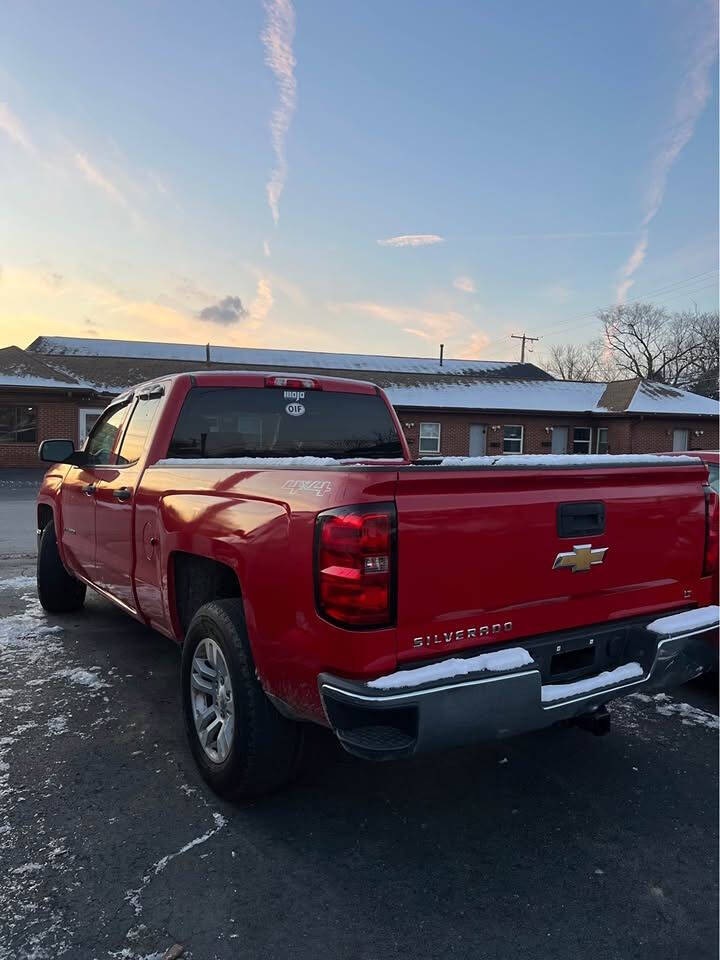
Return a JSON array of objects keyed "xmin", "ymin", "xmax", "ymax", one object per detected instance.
[
  {"xmin": 632, "ymin": 693, "xmax": 719, "ymax": 730},
  {"xmin": 647, "ymin": 606, "xmax": 720, "ymax": 636},
  {"xmin": 0, "ymin": 576, "xmax": 36, "ymax": 591},
  {"xmin": 0, "ymin": 587, "xmax": 113, "ymax": 958},
  {"xmin": 47, "ymin": 715, "xmax": 69, "ymax": 736},
  {"xmin": 125, "ymin": 812, "xmax": 228, "ymax": 917},
  {"xmin": 541, "ymin": 662, "xmax": 644, "ymax": 703},
  {"xmin": 54, "ymin": 667, "xmax": 108, "ymax": 690},
  {"xmin": 367, "ymin": 647, "xmax": 534, "ymax": 690}
]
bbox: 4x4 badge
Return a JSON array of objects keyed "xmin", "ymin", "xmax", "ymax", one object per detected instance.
[{"xmin": 553, "ymin": 543, "xmax": 608, "ymax": 573}]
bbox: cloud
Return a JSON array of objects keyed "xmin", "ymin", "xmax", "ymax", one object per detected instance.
[
  {"xmin": 262, "ymin": 0, "xmax": 296, "ymax": 224},
  {"xmin": 247, "ymin": 277, "xmax": 274, "ymax": 328},
  {"xmin": 0, "ymin": 102, "xmax": 34, "ymax": 153},
  {"xmin": 615, "ymin": 0, "xmax": 717, "ymax": 301},
  {"xmin": 453, "ymin": 275, "xmax": 475, "ymax": 293},
  {"xmin": 263, "ymin": 239, "xmax": 271, "ymax": 257},
  {"xmin": 198, "ymin": 295, "xmax": 248, "ymax": 326},
  {"xmin": 455, "ymin": 330, "xmax": 491, "ymax": 358},
  {"xmin": 377, "ymin": 234, "xmax": 445, "ymax": 248},
  {"xmin": 74, "ymin": 152, "xmax": 129, "ymax": 209}
]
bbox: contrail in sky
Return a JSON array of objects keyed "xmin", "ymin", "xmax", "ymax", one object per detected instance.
[
  {"xmin": 262, "ymin": 0, "xmax": 296, "ymax": 225},
  {"xmin": 616, "ymin": 0, "xmax": 718, "ymax": 302}
]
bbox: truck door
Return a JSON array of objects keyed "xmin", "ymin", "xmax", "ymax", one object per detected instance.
[
  {"xmin": 93, "ymin": 387, "xmax": 165, "ymax": 612},
  {"xmin": 59, "ymin": 401, "xmax": 131, "ymax": 581}
]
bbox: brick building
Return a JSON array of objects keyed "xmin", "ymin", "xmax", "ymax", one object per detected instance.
[{"xmin": 0, "ymin": 336, "xmax": 717, "ymax": 468}]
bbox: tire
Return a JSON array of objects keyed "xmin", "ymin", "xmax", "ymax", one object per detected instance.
[
  {"xmin": 37, "ymin": 521, "xmax": 87, "ymax": 613},
  {"xmin": 181, "ymin": 598, "xmax": 303, "ymax": 799}
]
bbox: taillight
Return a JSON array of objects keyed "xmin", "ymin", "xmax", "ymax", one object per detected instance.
[
  {"xmin": 315, "ymin": 502, "xmax": 396, "ymax": 628},
  {"xmin": 265, "ymin": 376, "xmax": 320, "ymax": 390},
  {"xmin": 703, "ymin": 488, "xmax": 719, "ymax": 578}
]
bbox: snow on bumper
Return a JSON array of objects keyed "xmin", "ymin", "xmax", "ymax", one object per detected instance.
[{"xmin": 318, "ymin": 607, "xmax": 719, "ymax": 760}]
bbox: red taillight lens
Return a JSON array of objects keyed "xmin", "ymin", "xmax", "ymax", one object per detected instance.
[
  {"xmin": 315, "ymin": 503, "xmax": 396, "ymax": 627},
  {"xmin": 703, "ymin": 488, "xmax": 719, "ymax": 578},
  {"xmin": 265, "ymin": 376, "xmax": 320, "ymax": 390}
]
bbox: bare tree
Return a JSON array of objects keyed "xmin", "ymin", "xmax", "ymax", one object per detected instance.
[
  {"xmin": 682, "ymin": 310, "xmax": 719, "ymax": 399},
  {"xmin": 540, "ymin": 338, "xmax": 617, "ymax": 382},
  {"xmin": 596, "ymin": 302, "xmax": 719, "ymax": 395}
]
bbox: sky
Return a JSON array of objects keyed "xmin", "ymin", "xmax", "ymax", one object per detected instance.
[{"xmin": 0, "ymin": 0, "xmax": 717, "ymax": 364}]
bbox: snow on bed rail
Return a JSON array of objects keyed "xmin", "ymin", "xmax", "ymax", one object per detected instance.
[
  {"xmin": 433, "ymin": 454, "xmax": 701, "ymax": 468},
  {"xmin": 646, "ymin": 605, "xmax": 720, "ymax": 636},
  {"xmin": 367, "ymin": 647, "xmax": 534, "ymax": 690},
  {"xmin": 541, "ymin": 662, "xmax": 644, "ymax": 703},
  {"xmin": 154, "ymin": 454, "xmax": 699, "ymax": 470},
  {"xmin": 155, "ymin": 457, "xmax": 405, "ymax": 468}
]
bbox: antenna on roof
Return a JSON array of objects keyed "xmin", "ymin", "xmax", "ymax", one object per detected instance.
[
  {"xmin": 439, "ymin": 343, "xmax": 444, "ymax": 367},
  {"xmin": 205, "ymin": 343, "xmax": 211, "ymax": 364}
]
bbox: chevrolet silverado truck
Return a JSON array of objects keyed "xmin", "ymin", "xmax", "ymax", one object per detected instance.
[{"xmin": 35, "ymin": 371, "xmax": 720, "ymax": 798}]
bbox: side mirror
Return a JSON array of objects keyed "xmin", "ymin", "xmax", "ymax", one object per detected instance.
[{"xmin": 38, "ymin": 438, "xmax": 76, "ymax": 464}]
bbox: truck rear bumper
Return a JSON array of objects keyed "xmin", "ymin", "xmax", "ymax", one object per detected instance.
[{"xmin": 318, "ymin": 608, "xmax": 719, "ymax": 760}]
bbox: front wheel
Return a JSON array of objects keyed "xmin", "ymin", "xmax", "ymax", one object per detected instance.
[
  {"xmin": 37, "ymin": 521, "xmax": 86, "ymax": 613},
  {"xmin": 181, "ymin": 598, "xmax": 303, "ymax": 799}
]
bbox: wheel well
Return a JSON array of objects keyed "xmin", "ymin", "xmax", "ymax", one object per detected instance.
[
  {"xmin": 171, "ymin": 552, "xmax": 242, "ymax": 637},
  {"xmin": 37, "ymin": 504, "xmax": 53, "ymax": 532}
]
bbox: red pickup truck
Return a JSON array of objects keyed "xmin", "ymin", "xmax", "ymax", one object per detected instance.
[{"xmin": 36, "ymin": 371, "xmax": 719, "ymax": 798}]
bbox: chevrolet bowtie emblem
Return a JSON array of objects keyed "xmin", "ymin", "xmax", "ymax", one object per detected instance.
[{"xmin": 553, "ymin": 543, "xmax": 608, "ymax": 573}]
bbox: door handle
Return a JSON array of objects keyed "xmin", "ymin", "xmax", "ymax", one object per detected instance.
[
  {"xmin": 113, "ymin": 487, "xmax": 132, "ymax": 502},
  {"xmin": 82, "ymin": 483, "xmax": 96, "ymax": 497}
]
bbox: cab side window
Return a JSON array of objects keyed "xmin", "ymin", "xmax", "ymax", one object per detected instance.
[
  {"xmin": 116, "ymin": 394, "xmax": 163, "ymax": 464},
  {"xmin": 85, "ymin": 404, "xmax": 130, "ymax": 465}
]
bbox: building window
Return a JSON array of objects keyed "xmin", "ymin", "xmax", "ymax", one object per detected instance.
[
  {"xmin": 596, "ymin": 427, "xmax": 609, "ymax": 454},
  {"xmin": 419, "ymin": 422, "xmax": 441, "ymax": 455},
  {"xmin": 572, "ymin": 427, "xmax": 592, "ymax": 455},
  {"xmin": 502, "ymin": 425, "xmax": 523, "ymax": 454},
  {"xmin": 79, "ymin": 407, "xmax": 105, "ymax": 446},
  {"xmin": 0, "ymin": 405, "xmax": 37, "ymax": 443}
]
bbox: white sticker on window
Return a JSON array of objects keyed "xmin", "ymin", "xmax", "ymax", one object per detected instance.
[
  {"xmin": 283, "ymin": 390, "xmax": 305, "ymax": 400},
  {"xmin": 285, "ymin": 402, "xmax": 305, "ymax": 417}
]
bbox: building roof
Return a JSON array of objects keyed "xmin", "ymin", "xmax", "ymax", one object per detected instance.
[
  {"xmin": 7, "ymin": 337, "xmax": 718, "ymax": 418},
  {"xmin": 385, "ymin": 377, "xmax": 719, "ymax": 417},
  {"xmin": 627, "ymin": 380, "xmax": 720, "ymax": 415},
  {"xmin": 28, "ymin": 335, "xmax": 549, "ymax": 379},
  {"xmin": 0, "ymin": 345, "xmax": 89, "ymax": 391}
]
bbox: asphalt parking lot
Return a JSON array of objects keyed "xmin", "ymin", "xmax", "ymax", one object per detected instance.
[{"xmin": 0, "ymin": 476, "xmax": 718, "ymax": 960}]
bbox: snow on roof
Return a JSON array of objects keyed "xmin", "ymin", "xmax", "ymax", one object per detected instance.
[
  {"xmin": 385, "ymin": 379, "xmax": 608, "ymax": 412},
  {"xmin": 0, "ymin": 344, "xmax": 87, "ymax": 390},
  {"xmin": 0, "ymin": 375, "xmax": 90, "ymax": 390},
  {"xmin": 386, "ymin": 377, "xmax": 720, "ymax": 416},
  {"xmin": 29, "ymin": 336, "xmax": 520, "ymax": 376},
  {"xmin": 627, "ymin": 380, "xmax": 720, "ymax": 416}
]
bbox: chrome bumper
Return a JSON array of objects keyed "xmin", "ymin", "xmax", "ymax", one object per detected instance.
[{"xmin": 318, "ymin": 611, "xmax": 719, "ymax": 760}]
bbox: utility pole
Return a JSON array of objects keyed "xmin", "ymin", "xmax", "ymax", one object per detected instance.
[{"xmin": 510, "ymin": 333, "xmax": 540, "ymax": 363}]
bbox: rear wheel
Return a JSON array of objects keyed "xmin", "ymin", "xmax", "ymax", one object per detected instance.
[
  {"xmin": 181, "ymin": 598, "xmax": 303, "ymax": 799},
  {"xmin": 37, "ymin": 521, "xmax": 86, "ymax": 613}
]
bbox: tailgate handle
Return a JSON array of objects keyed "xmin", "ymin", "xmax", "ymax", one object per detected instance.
[{"xmin": 557, "ymin": 501, "xmax": 605, "ymax": 537}]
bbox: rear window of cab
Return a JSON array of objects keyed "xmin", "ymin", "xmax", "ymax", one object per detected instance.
[{"xmin": 167, "ymin": 386, "xmax": 403, "ymax": 460}]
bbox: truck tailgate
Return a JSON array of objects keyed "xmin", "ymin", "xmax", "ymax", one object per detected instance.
[{"xmin": 394, "ymin": 462, "xmax": 709, "ymax": 665}]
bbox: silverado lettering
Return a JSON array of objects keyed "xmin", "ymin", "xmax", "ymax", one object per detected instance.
[{"xmin": 413, "ymin": 622, "xmax": 513, "ymax": 647}]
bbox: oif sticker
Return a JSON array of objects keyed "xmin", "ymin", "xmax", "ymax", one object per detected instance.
[{"xmin": 285, "ymin": 402, "xmax": 305, "ymax": 417}]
